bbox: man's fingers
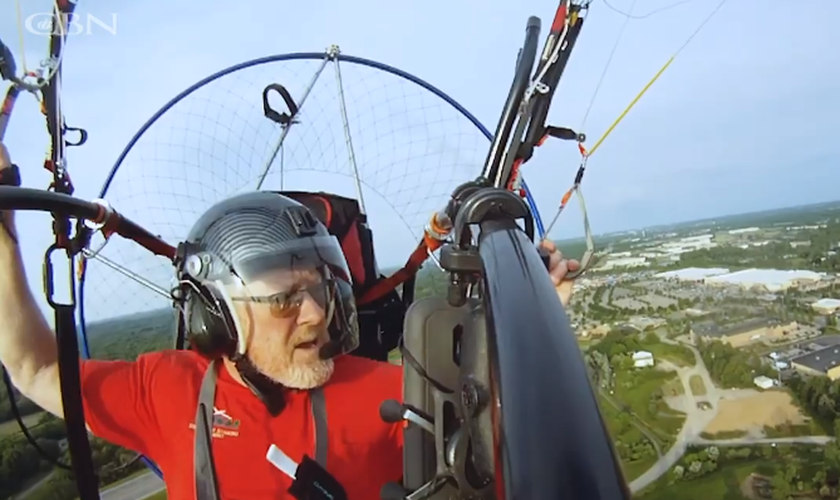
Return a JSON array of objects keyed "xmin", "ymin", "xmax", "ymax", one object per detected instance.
[
  {"xmin": 568, "ymin": 259, "xmax": 581, "ymax": 271},
  {"xmin": 549, "ymin": 259, "xmax": 568, "ymax": 286},
  {"xmin": 0, "ymin": 143, "xmax": 10, "ymax": 169},
  {"xmin": 556, "ymin": 280, "xmax": 574, "ymax": 307}
]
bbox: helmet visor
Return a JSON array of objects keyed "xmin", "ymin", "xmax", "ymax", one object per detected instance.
[{"xmin": 188, "ymin": 234, "xmax": 359, "ymax": 357}]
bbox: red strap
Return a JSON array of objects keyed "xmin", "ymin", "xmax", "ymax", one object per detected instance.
[{"xmin": 357, "ymin": 233, "xmax": 444, "ymax": 306}]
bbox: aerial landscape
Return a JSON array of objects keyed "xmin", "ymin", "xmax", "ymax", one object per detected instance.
[{"xmin": 2, "ymin": 199, "xmax": 840, "ymax": 499}]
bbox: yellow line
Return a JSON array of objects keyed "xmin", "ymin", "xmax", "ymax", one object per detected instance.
[{"xmin": 587, "ymin": 55, "xmax": 675, "ymax": 157}]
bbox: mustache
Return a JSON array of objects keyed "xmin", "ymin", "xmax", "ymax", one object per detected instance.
[{"xmin": 290, "ymin": 327, "xmax": 327, "ymax": 346}]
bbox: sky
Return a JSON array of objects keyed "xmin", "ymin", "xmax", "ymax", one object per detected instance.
[{"xmin": 1, "ymin": 0, "xmax": 838, "ymax": 321}]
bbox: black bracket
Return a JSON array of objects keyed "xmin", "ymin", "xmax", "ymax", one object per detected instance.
[
  {"xmin": 439, "ymin": 187, "xmax": 535, "ymax": 307},
  {"xmin": 262, "ymin": 83, "xmax": 299, "ymax": 126},
  {"xmin": 64, "ymin": 126, "xmax": 88, "ymax": 147}
]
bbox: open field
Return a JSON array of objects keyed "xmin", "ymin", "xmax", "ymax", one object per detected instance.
[
  {"xmin": 703, "ymin": 391, "xmax": 808, "ymax": 434},
  {"xmin": 645, "ymin": 342, "xmax": 695, "ymax": 367},
  {"xmin": 613, "ymin": 298, "xmax": 648, "ymax": 310},
  {"xmin": 638, "ymin": 294, "xmax": 677, "ymax": 308}
]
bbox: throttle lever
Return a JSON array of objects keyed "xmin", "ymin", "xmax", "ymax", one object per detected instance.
[
  {"xmin": 380, "ymin": 482, "xmax": 409, "ymax": 500},
  {"xmin": 379, "ymin": 399, "xmax": 435, "ymax": 435}
]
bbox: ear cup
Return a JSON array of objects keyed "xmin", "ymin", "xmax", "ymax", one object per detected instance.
[{"xmin": 184, "ymin": 282, "xmax": 237, "ymax": 357}]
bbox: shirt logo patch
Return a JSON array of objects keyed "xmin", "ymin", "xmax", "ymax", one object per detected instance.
[{"xmin": 188, "ymin": 407, "xmax": 241, "ymax": 439}]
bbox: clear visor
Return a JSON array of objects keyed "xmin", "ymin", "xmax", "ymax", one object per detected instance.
[
  {"xmin": 201, "ymin": 235, "xmax": 359, "ymax": 358},
  {"xmin": 213, "ymin": 235, "xmax": 351, "ymax": 291}
]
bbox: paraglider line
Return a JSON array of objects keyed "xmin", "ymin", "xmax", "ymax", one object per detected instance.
[{"xmin": 330, "ymin": 47, "xmax": 367, "ymax": 214}]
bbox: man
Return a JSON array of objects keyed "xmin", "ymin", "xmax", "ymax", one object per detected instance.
[{"xmin": 0, "ymin": 141, "xmax": 580, "ymax": 499}]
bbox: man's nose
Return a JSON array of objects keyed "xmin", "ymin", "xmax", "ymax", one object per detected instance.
[{"xmin": 297, "ymin": 291, "xmax": 327, "ymax": 325}]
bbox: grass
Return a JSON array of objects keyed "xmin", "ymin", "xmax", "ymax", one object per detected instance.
[
  {"xmin": 699, "ymin": 430, "xmax": 748, "ymax": 440},
  {"xmin": 661, "ymin": 378, "xmax": 685, "ymax": 397},
  {"xmin": 637, "ymin": 444, "xmax": 828, "ymax": 499},
  {"xmin": 0, "ymin": 411, "xmax": 46, "ymax": 437},
  {"xmin": 763, "ymin": 421, "xmax": 825, "ymax": 438},
  {"xmin": 623, "ymin": 455, "xmax": 659, "ymax": 483},
  {"xmin": 689, "ymin": 375, "xmax": 707, "ymax": 396},
  {"xmin": 644, "ymin": 342, "xmax": 696, "ymax": 367},
  {"xmin": 143, "ymin": 490, "xmax": 167, "ymax": 500},
  {"xmin": 101, "ymin": 468, "xmax": 151, "ymax": 492},
  {"xmin": 596, "ymin": 394, "xmax": 661, "ymax": 482},
  {"xmin": 578, "ymin": 338, "xmax": 593, "ymax": 351},
  {"xmin": 614, "ymin": 369, "xmax": 686, "ymax": 439},
  {"xmin": 637, "ymin": 460, "xmax": 766, "ymax": 500}
]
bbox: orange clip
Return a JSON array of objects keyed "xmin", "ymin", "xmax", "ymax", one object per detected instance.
[{"xmin": 559, "ymin": 188, "xmax": 573, "ymax": 207}]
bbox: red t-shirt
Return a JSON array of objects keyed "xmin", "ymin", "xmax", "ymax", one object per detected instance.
[{"xmin": 80, "ymin": 350, "xmax": 403, "ymax": 499}]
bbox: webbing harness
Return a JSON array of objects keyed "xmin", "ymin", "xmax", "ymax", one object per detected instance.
[{"xmin": 194, "ymin": 360, "xmax": 329, "ymax": 499}]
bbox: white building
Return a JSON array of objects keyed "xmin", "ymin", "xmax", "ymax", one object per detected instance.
[
  {"xmin": 655, "ymin": 267, "xmax": 730, "ymax": 282},
  {"xmin": 632, "ymin": 350, "xmax": 655, "ymax": 368},
  {"xmin": 753, "ymin": 375, "xmax": 776, "ymax": 390},
  {"xmin": 728, "ymin": 227, "xmax": 760, "ymax": 235},
  {"xmin": 655, "ymin": 235, "xmax": 717, "ymax": 255},
  {"xmin": 704, "ymin": 268, "xmax": 826, "ymax": 292},
  {"xmin": 812, "ymin": 298, "xmax": 840, "ymax": 315},
  {"xmin": 599, "ymin": 257, "xmax": 649, "ymax": 271}
]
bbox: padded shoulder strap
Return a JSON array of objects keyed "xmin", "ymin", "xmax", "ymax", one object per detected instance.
[
  {"xmin": 195, "ymin": 360, "xmax": 221, "ymax": 500},
  {"xmin": 310, "ymin": 386, "xmax": 328, "ymax": 467},
  {"xmin": 194, "ymin": 361, "xmax": 329, "ymax": 499}
]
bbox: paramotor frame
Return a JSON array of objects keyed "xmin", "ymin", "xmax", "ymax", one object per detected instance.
[
  {"xmin": 382, "ymin": 1, "xmax": 630, "ymax": 498},
  {"xmin": 72, "ymin": 47, "xmax": 556, "ymax": 485}
]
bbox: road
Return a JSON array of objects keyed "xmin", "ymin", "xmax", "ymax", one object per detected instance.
[
  {"xmin": 692, "ymin": 435, "xmax": 835, "ymax": 446},
  {"xmin": 100, "ymin": 471, "xmax": 165, "ymax": 500},
  {"xmin": 628, "ymin": 336, "xmax": 836, "ymax": 493},
  {"xmin": 12, "ymin": 471, "xmax": 55, "ymax": 499}
]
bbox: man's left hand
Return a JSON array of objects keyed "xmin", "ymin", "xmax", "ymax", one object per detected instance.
[{"xmin": 539, "ymin": 240, "xmax": 580, "ymax": 307}]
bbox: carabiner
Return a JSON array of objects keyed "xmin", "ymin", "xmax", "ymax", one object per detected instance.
[{"xmin": 43, "ymin": 243, "xmax": 76, "ymax": 309}]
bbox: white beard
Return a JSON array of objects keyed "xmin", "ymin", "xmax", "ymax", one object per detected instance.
[{"xmin": 270, "ymin": 358, "xmax": 335, "ymax": 389}]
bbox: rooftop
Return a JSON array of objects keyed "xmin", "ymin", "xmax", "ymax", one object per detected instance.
[
  {"xmin": 813, "ymin": 298, "xmax": 840, "ymax": 308},
  {"xmin": 791, "ymin": 345, "xmax": 840, "ymax": 374},
  {"xmin": 693, "ymin": 317, "xmax": 782, "ymax": 338},
  {"xmin": 655, "ymin": 267, "xmax": 730, "ymax": 281},
  {"xmin": 705, "ymin": 268, "xmax": 826, "ymax": 291}
]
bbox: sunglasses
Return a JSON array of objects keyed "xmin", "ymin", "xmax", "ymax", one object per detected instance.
[{"xmin": 230, "ymin": 281, "xmax": 333, "ymax": 318}]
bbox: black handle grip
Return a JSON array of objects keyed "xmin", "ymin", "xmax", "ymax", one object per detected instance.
[{"xmin": 379, "ymin": 399, "xmax": 404, "ymax": 423}]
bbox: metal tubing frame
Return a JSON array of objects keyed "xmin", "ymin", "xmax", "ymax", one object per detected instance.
[{"xmin": 77, "ymin": 51, "xmax": 547, "ymax": 479}]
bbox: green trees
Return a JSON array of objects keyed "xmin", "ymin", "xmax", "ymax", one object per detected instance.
[
  {"xmin": 664, "ymin": 220, "xmax": 840, "ymax": 273},
  {"xmin": 0, "ymin": 313, "xmax": 172, "ymax": 499},
  {"xmin": 697, "ymin": 339, "xmax": 775, "ymax": 388}
]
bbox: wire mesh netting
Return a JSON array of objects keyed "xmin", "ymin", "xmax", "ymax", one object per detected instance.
[{"xmin": 80, "ymin": 53, "xmax": 492, "ymax": 349}]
